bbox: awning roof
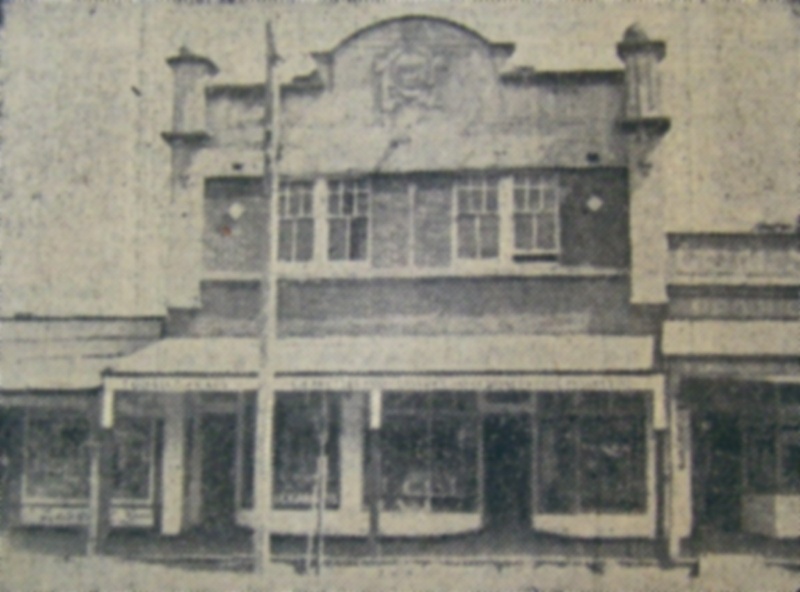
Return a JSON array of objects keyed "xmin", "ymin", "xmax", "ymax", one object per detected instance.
[
  {"xmin": 108, "ymin": 335, "xmax": 654, "ymax": 376},
  {"xmin": 663, "ymin": 321, "xmax": 800, "ymax": 357},
  {"xmin": 111, "ymin": 338, "xmax": 259, "ymax": 376},
  {"xmin": 1, "ymin": 357, "xmax": 108, "ymax": 390}
]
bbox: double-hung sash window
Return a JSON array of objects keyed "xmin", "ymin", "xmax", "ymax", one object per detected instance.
[
  {"xmin": 455, "ymin": 176, "xmax": 500, "ymax": 259},
  {"xmin": 513, "ymin": 175, "xmax": 560, "ymax": 258},
  {"xmin": 278, "ymin": 180, "xmax": 314, "ymax": 262},
  {"xmin": 328, "ymin": 179, "xmax": 370, "ymax": 261}
]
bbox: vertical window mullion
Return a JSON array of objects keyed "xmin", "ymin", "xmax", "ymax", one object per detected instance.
[{"xmin": 573, "ymin": 412, "xmax": 582, "ymax": 513}]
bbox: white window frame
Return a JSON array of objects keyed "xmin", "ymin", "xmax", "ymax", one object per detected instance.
[
  {"xmin": 453, "ymin": 174, "xmax": 501, "ymax": 261},
  {"xmin": 327, "ymin": 178, "xmax": 371, "ymax": 263},
  {"xmin": 511, "ymin": 174, "xmax": 561, "ymax": 259},
  {"xmin": 277, "ymin": 179, "xmax": 315, "ymax": 263}
]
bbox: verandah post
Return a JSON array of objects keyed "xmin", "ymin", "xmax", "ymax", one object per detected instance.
[
  {"xmin": 368, "ymin": 389, "xmax": 382, "ymax": 556},
  {"xmin": 87, "ymin": 391, "xmax": 113, "ymax": 556}
]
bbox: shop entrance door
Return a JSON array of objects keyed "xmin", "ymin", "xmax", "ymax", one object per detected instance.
[
  {"xmin": 0, "ymin": 412, "xmax": 17, "ymax": 533},
  {"xmin": 201, "ymin": 414, "xmax": 237, "ymax": 530},
  {"xmin": 483, "ymin": 415, "xmax": 532, "ymax": 530},
  {"xmin": 694, "ymin": 413, "xmax": 743, "ymax": 532}
]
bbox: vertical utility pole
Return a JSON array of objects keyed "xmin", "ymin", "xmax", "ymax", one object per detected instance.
[{"xmin": 254, "ymin": 20, "xmax": 281, "ymax": 575}]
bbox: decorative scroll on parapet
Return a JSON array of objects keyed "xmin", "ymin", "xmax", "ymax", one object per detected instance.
[{"xmin": 617, "ymin": 24, "xmax": 671, "ymax": 304}]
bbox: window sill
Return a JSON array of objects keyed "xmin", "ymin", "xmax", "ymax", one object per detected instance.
[
  {"xmin": 202, "ymin": 264, "xmax": 626, "ymax": 283},
  {"xmin": 277, "ymin": 263, "xmax": 625, "ymax": 281}
]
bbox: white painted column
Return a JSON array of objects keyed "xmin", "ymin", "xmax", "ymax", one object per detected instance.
[
  {"xmin": 313, "ymin": 179, "xmax": 329, "ymax": 264},
  {"xmin": 497, "ymin": 176, "xmax": 515, "ymax": 263},
  {"xmin": 339, "ymin": 393, "xmax": 366, "ymax": 513},
  {"xmin": 161, "ymin": 394, "xmax": 187, "ymax": 535},
  {"xmin": 668, "ymin": 400, "xmax": 693, "ymax": 558},
  {"xmin": 186, "ymin": 411, "xmax": 203, "ymax": 527}
]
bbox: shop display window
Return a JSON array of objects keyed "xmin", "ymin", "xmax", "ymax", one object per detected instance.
[
  {"xmin": 112, "ymin": 418, "xmax": 155, "ymax": 501},
  {"xmin": 24, "ymin": 414, "xmax": 90, "ymax": 500},
  {"xmin": 743, "ymin": 386, "xmax": 800, "ymax": 494},
  {"xmin": 380, "ymin": 391, "xmax": 479, "ymax": 513},
  {"xmin": 537, "ymin": 392, "xmax": 647, "ymax": 514},
  {"xmin": 273, "ymin": 392, "xmax": 340, "ymax": 509}
]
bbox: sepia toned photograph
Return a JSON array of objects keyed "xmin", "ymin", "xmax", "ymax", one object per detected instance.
[{"xmin": 0, "ymin": 1, "xmax": 799, "ymax": 590}]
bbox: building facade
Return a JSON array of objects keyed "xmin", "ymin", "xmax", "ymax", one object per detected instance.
[{"xmin": 1, "ymin": 15, "xmax": 799, "ymax": 564}]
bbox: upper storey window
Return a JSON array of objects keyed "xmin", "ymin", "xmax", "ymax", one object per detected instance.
[
  {"xmin": 328, "ymin": 179, "xmax": 370, "ymax": 261},
  {"xmin": 513, "ymin": 175, "xmax": 560, "ymax": 259},
  {"xmin": 278, "ymin": 181, "xmax": 315, "ymax": 262},
  {"xmin": 455, "ymin": 176, "xmax": 499, "ymax": 259}
]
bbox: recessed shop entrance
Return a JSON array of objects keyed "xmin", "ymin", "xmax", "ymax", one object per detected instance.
[
  {"xmin": 0, "ymin": 411, "xmax": 16, "ymax": 532},
  {"xmin": 693, "ymin": 412, "xmax": 743, "ymax": 533},
  {"xmin": 200, "ymin": 414, "xmax": 237, "ymax": 530},
  {"xmin": 483, "ymin": 414, "xmax": 532, "ymax": 530}
]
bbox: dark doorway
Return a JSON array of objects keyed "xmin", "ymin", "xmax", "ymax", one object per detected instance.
[
  {"xmin": 201, "ymin": 414, "xmax": 237, "ymax": 530},
  {"xmin": 0, "ymin": 411, "xmax": 21, "ymax": 532},
  {"xmin": 483, "ymin": 415, "xmax": 532, "ymax": 530},
  {"xmin": 694, "ymin": 413, "xmax": 743, "ymax": 532}
]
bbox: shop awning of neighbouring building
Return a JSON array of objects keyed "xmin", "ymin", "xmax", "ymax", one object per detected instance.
[{"xmin": 662, "ymin": 321, "xmax": 800, "ymax": 357}]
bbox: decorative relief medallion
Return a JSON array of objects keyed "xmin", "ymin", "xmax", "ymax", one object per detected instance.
[{"xmin": 374, "ymin": 43, "xmax": 448, "ymax": 113}]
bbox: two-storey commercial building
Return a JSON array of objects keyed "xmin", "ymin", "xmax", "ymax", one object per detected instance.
[{"xmin": 1, "ymin": 14, "xmax": 799, "ymax": 564}]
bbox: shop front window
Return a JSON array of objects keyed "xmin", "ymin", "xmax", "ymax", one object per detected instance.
[
  {"xmin": 24, "ymin": 414, "xmax": 90, "ymax": 500},
  {"xmin": 380, "ymin": 391, "xmax": 478, "ymax": 512},
  {"xmin": 273, "ymin": 392, "xmax": 340, "ymax": 509},
  {"xmin": 537, "ymin": 392, "xmax": 647, "ymax": 514},
  {"xmin": 112, "ymin": 418, "xmax": 155, "ymax": 501},
  {"xmin": 742, "ymin": 386, "xmax": 800, "ymax": 494}
]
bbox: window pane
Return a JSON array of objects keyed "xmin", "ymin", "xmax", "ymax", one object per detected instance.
[
  {"xmin": 349, "ymin": 217, "xmax": 368, "ymax": 261},
  {"xmin": 328, "ymin": 219, "xmax": 347, "ymax": 260},
  {"xmin": 457, "ymin": 191, "xmax": 470, "ymax": 214},
  {"xmin": 542, "ymin": 188, "xmax": 558, "ymax": 211},
  {"xmin": 25, "ymin": 416, "xmax": 90, "ymax": 499},
  {"xmin": 357, "ymin": 192, "xmax": 369, "ymax": 215},
  {"xmin": 471, "ymin": 190, "xmax": 482, "ymax": 213},
  {"xmin": 112, "ymin": 418, "xmax": 153, "ymax": 500},
  {"xmin": 579, "ymin": 417, "xmax": 646, "ymax": 512},
  {"xmin": 289, "ymin": 191, "xmax": 301, "ymax": 216},
  {"xmin": 479, "ymin": 215, "xmax": 499, "ymax": 258},
  {"xmin": 780, "ymin": 431, "xmax": 800, "ymax": 492},
  {"xmin": 302, "ymin": 190, "xmax": 313, "ymax": 215},
  {"xmin": 486, "ymin": 187, "xmax": 498, "ymax": 212},
  {"xmin": 457, "ymin": 216, "xmax": 477, "ymax": 258},
  {"xmin": 343, "ymin": 189, "xmax": 355, "ymax": 215},
  {"xmin": 431, "ymin": 391, "xmax": 477, "ymax": 414},
  {"xmin": 279, "ymin": 192, "xmax": 288, "ymax": 217},
  {"xmin": 278, "ymin": 220, "xmax": 294, "ymax": 261},
  {"xmin": 431, "ymin": 418, "xmax": 478, "ymax": 512},
  {"xmin": 328, "ymin": 191, "xmax": 340, "ymax": 216},
  {"xmin": 273, "ymin": 393, "xmax": 340, "ymax": 509},
  {"xmin": 241, "ymin": 393, "xmax": 256, "ymax": 509},
  {"xmin": 745, "ymin": 427, "xmax": 776, "ymax": 493},
  {"xmin": 535, "ymin": 213, "xmax": 557, "ymax": 251},
  {"xmin": 294, "ymin": 219, "xmax": 314, "ymax": 262},
  {"xmin": 381, "ymin": 417, "xmax": 430, "ymax": 511},
  {"xmin": 514, "ymin": 214, "xmax": 533, "ymax": 251},
  {"xmin": 538, "ymin": 418, "xmax": 577, "ymax": 513},
  {"xmin": 385, "ymin": 392, "xmax": 429, "ymax": 413},
  {"xmin": 513, "ymin": 188, "xmax": 527, "ymax": 212}
]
